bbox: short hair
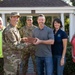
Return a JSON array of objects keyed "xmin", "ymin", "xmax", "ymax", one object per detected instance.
[
  {"xmin": 52, "ymin": 18, "xmax": 63, "ymax": 28},
  {"xmin": 37, "ymin": 14, "xmax": 45, "ymax": 19}
]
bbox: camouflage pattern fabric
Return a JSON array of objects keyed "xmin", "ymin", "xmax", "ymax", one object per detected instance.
[
  {"xmin": 19, "ymin": 25, "xmax": 37, "ymax": 75},
  {"xmin": 2, "ymin": 24, "xmax": 27, "ymax": 75}
]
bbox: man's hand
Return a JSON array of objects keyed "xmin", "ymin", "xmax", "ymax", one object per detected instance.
[
  {"xmin": 21, "ymin": 37, "xmax": 28, "ymax": 42},
  {"xmin": 33, "ymin": 38, "xmax": 42, "ymax": 45}
]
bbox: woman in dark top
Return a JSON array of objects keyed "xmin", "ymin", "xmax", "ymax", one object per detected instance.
[{"xmin": 51, "ymin": 18, "xmax": 68, "ymax": 75}]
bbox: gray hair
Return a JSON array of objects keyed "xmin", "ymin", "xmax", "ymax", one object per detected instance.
[{"xmin": 0, "ymin": 17, "xmax": 3, "ymax": 25}]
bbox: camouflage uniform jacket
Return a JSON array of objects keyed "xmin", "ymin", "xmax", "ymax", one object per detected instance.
[
  {"xmin": 2, "ymin": 24, "xmax": 27, "ymax": 75},
  {"xmin": 3, "ymin": 24, "xmax": 26, "ymax": 51},
  {"xmin": 20, "ymin": 25, "xmax": 37, "ymax": 38},
  {"xmin": 19, "ymin": 25, "xmax": 37, "ymax": 52}
]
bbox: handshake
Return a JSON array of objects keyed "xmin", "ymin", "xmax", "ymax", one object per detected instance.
[{"xmin": 22, "ymin": 37, "xmax": 37, "ymax": 44}]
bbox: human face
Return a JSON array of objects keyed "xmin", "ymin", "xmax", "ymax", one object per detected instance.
[
  {"xmin": 0, "ymin": 18, "xmax": 3, "ymax": 29},
  {"xmin": 10, "ymin": 16, "xmax": 19, "ymax": 26},
  {"xmin": 37, "ymin": 16, "xmax": 45, "ymax": 26},
  {"xmin": 26, "ymin": 19, "xmax": 33, "ymax": 26},
  {"xmin": 54, "ymin": 21, "xmax": 60, "ymax": 30}
]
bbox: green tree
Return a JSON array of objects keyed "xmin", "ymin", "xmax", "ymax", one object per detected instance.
[
  {"xmin": 17, "ymin": 16, "xmax": 53, "ymax": 29},
  {"xmin": 65, "ymin": 16, "xmax": 70, "ymax": 35},
  {"xmin": 70, "ymin": 0, "xmax": 75, "ymax": 6}
]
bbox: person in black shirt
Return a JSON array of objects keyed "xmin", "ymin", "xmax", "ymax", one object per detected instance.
[{"xmin": 51, "ymin": 18, "xmax": 68, "ymax": 75}]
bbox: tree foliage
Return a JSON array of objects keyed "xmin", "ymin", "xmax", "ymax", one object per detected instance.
[
  {"xmin": 65, "ymin": 16, "xmax": 70, "ymax": 35},
  {"xmin": 17, "ymin": 16, "xmax": 53, "ymax": 29},
  {"xmin": 70, "ymin": 0, "xmax": 75, "ymax": 6}
]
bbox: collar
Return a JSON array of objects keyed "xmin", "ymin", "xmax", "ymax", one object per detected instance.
[
  {"xmin": 10, "ymin": 24, "xmax": 16, "ymax": 28},
  {"xmin": 54, "ymin": 29, "xmax": 61, "ymax": 32},
  {"xmin": 0, "ymin": 29, "xmax": 3, "ymax": 31},
  {"xmin": 38, "ymin": 25, "xmax": 45, "ymax": 30},
  {"xmin": 26, "ymin": 24, "xmax": 33, "ymax": 29}
]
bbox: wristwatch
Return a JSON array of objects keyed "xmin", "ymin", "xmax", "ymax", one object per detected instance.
[{"xmin": 62, "ymin": 56, "xmax": 65, "ymax": 59}]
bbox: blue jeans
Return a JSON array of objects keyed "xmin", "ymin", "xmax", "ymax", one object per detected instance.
[
  {"xmin": 52, "ymin": 55, "xmax": 66, "ymax": 75},
  {"xmin": 35, "ymin": 56, "xmax": 53, "ymax": 75}
]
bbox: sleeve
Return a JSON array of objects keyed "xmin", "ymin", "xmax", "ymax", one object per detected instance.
[
  {"xmin": 71, "ymin": 34, "xmax": 75, "ymax": 43},
  {"xmin": 32, "ymin": 29, "xmax": 35, "ymax": 38},
  {"xmin": 48, "ymin": 28, "xmax": 54, "ymax": 40},
  {"xmin": 62, "ymin": 31, "xmax": 68, "ymax": 39},
  {"xmin": 5, "ymin": 30, "xmax": 26, "ymax": 50}
]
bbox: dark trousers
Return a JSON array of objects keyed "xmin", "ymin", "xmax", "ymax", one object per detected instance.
[
  {"xmin": 0, "ymin": 58, "xmax": 4, "ymax": 75},
  {"xmin": 35, "ymin": 56, "xmax": 53, "ymax": 75},
  {"xmin": 19, "ymin": 50, "xmax": 37, "ymax": 75}
]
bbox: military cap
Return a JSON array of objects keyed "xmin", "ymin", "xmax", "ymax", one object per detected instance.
[
  {"xmin": 10, "ymin": 12, "xmax": 20, "ymax": 17},
  {"xmin": 26, "ymin": 16, "xmax": 33, "ymax": 20}
]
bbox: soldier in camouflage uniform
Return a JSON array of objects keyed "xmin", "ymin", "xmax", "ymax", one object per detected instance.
[
  {"xmin": 19, "ymin": 16, "xmax": 37, "ymax": 75},
  {"xmin": 2, "ymin": 12, "xmax": 28, "ymax": 75}
]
